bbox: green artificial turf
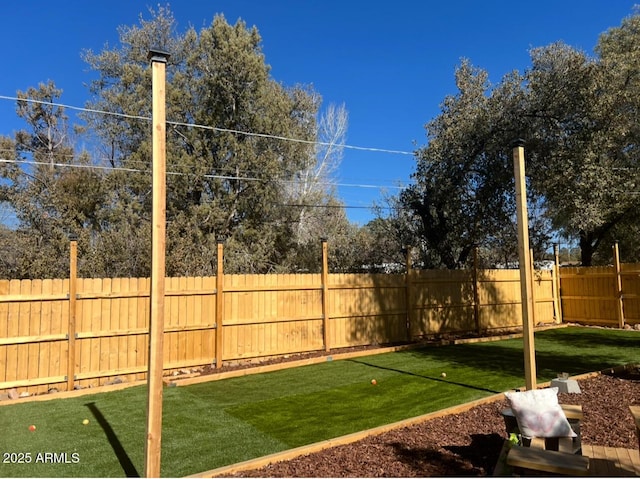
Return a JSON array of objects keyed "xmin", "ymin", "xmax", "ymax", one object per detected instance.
[{"xmin": 0, "ymin": 326, "xmax": 637, "ymax": 477}]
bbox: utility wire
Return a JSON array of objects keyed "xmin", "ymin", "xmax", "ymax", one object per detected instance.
[
  {"xmin": 0, "ymin": 157, "xmax": 408, "ymax": 191},
  {"xmin": 0, "ymin": 95, "xmax": 415, "ymax": 156},
  {"xmin": 0, "ymin": 146, "xmax": 408, "ymax": 189}
]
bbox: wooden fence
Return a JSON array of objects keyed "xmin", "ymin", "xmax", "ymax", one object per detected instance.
[
  {"xmin": 4, "ymin": 240, "xmax": 640, "ymax": 398},
  {"xmin": 559, "ymin": 245, "xmax": 640, "ymax": 328},
  {"xmin": 0, "ymin": 242, "xmax": 561, "ymax": 396}
]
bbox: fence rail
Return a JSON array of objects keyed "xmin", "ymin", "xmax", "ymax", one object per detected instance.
[{"xmin": 0, "ymin": 241, "xmax": 575, "ymax": 396}]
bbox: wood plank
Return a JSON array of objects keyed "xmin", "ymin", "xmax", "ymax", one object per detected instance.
[
  {"xmin": 28, "ymin": 280, "xmax": 44, "ymax": 394},
  {"xmin": 113, "ymin": 278, "xmax": 127, "ymax": 373},
  {"xmin": 0, "ymin": 293, "xmax": 69, "ymax": 303},
  {"xmin": 506, "ymin": 445, "xmax": 589, "ymax": 476},
  {"xmin": 629, "ymin": 448, "xmax": 640, "ymax": 474},
  {"xmin": 561, "ymin": 404, "xmax": 584, "ymax": 421},
  {"xmin": 0, "ymin": 333, "xmax": 68, "ymax": 346},
  {"xmin": 558, "ymin": 437, "xmax": 573, "ymax": 453},
  {"xmin": 529, "ymin": 437, "xmax": 545, "ymax": 449},
  {"xmin": 90, "ymin": 278, "xmax": 103, "ymax": 387},
  {"xmin": 52, "ymin": 279, "xmax": 66, "ymax": 383},
  {"xmin": 591, "ymin": 445, "xmax": 616, "ymax": 476},
  {"xmin": 629, "ymin": 405, "xmax": 640, "ymax": 433},
  {"xmin": 0, "ymin": 375, "xmax": 68, "ymax": 389},
  {"xmin": 604, "ymin": 446, "xmax": 629, "ymax": 476},
  {"xmin": 0, "ymin": 280, "xmax": 8, "ymax": 385},
  {"xmin": 614, "ymin": 447, "xmax": 637, "ymax": 476},
  {"xmin": 125, "ymin": 278, "xmax": 138, "ymax": 380},
  {"xmin": 16, "ymin": 280, "xmax": 31, "ymax": 390},
  {"xmin": 184, "ymin": 276, "xmax": 196, "ymax": 364}
]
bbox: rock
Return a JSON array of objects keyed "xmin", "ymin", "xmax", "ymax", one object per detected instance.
[
  {"xmin": 19, "ymin": 391, "xmax": 30, "ymax": 398},
  {"xmin": 48, "ymin": 387, "xmax": 59, "ymax": 394},
  {"xmin": 634, "ymin": 323, "xmax": 640, "ymax": 331},
  {"xmin": 7, "ymin": 388, "xmax": 19, "ymax": 400}
]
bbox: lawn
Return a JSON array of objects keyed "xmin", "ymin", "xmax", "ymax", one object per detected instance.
[{"xmin": 0, "ymin": 326, "xmax": 637, "ymax": 477}]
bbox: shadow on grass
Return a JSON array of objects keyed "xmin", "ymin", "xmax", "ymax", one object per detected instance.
[
  {"xmin": 355, "ymin": 328, "xmax": 639, "ymax": 386},
  {"xmin": 347, "ymin": 359, "xmax": 502, "ymax": 394},
  {"xmin": 85, "ymin": 402, "xmax": 140, "ymax": 478},
  {"xmin": 534, "ymin": 327, "xmax": 640, "ymax": 350}
]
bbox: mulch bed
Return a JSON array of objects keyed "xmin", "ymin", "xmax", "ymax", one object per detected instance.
[{"xmin": 221, "ymin": 368, "xmax": 640, "ymax": 477}]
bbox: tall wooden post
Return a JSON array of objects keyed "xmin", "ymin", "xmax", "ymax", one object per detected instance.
[
  {"xmin": 512, "ymin": 139, "xmax": 537, "ymax": 391},
  {"xmin": 145, "ymin": 47, "xmax": 170, "ymax": 479},
  {"xmin": 613, "ymin": 242, "xmax": 625, "ymax": 329},
  {"xmin": 67, "ymin": 238, "xmax": 77, "ymax": 392},
  {"xmin": 321, "ymin": 238, "xmax": 330, "ymax": 352},
  {"xmin": 215, "ymin": 239, "xmax": 224, "ymax": 368}
]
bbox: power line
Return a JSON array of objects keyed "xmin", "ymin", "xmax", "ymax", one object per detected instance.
[
  {"xmin": 0, "ymin": 146, "xmax": 409, "ymax": 189},
  {"xmin": 0, "ymin": 157, "xmax": 408, "ymax": 192},
  {"xmin": 0, "ymin": 158, "xmax": 402, "ymax": 213},
  {"xmin": 0, "ymin": 95, "xmax": 416, "ymax": 156}
]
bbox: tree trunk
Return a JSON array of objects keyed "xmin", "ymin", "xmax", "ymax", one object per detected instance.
[{"xmin": 579, "ymin": 232, "xmax": 595, "ymax": 266}]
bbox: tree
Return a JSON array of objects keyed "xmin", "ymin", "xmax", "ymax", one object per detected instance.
[
  {"xmin": 81, "ymin": 6, "xmax": 342, "ymax": 275},
  {"xmin": 397, "ymin": 13, "xmax": 640, "ymax": 269},
  {"xmin": 399, "ymin": 60, "xmax": 531, "ymax": 269},
  {"xmin": 526, "ymin": 38, "xmax": 640, "ymax": 265},
  {"xmin": 285, "ymin": 102, "xmax": 348, "ymax": 246},
  {"xmin": 0, "ymin": 82, "xmax": 105, "ymax": 278}
]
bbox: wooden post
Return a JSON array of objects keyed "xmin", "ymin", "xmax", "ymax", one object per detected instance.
[
  {"xmin": 512, "ymin": 139, "xmax": 537, "ymax": 390},
  {"xmin": 472, "ymin": 247, "xmax": 481, "ymax": 334},
  {"xmin": 144, "ymin": 47, "xmax": 170, "ymax": 479},
  {"xmin": 404, "ymin": 247, "xmax": 413, "ymax": 341},
  {"xmin": 67, "ymin": 238, "xmax": 77, "ymax": 392},
  {"xmin": 215, "ymin": 239, "xmax": 224, "ymax": 368},
  {"xmin": 321, "ymin": 238, "xmax": 330, "ymax": 352},
  {"xmin": 553, "ymin": 244, "xmax": 563, "ymax": 323},
  {"xmin": 613, "ymin": 242, "xmax": 625, "ymax": 329}
]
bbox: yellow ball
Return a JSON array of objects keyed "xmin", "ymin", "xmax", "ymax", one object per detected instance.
[{"xmin": 82, "ymin": 419, "xmax": 89, "ymax": 425}]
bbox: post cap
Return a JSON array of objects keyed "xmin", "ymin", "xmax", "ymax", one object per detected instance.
[
  {"xmin": 147, "ymin": 48, "xmax": 170, "ymax": 63},
  {"xmin": 511, "ymin": 138, "xmax": 526, "ymax": 148}
]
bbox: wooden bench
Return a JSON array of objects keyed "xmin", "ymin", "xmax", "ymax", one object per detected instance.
[
  {"xmin": 507, "ymin": 445, "xmax": 590, "ymax": 476},
  {"xmin": 501, "ymin": 404, "xmax": 583, "ymax": 454},
  {"xmin": 630, "ymin": 405, "xmax": 640, "ymax": 451}
]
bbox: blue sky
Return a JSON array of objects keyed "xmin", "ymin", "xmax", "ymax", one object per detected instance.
[{"xmin": 0, "ymin": 1, "xmax": 637, "ymax": 225}]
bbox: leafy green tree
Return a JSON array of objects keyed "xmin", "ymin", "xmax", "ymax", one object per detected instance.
[
  {"xmin": 399, "ymin": 60, "xmax": 531, "ymax": 269},
  {"xmin": 81, "ymin": 6, "xmax": 347, "ymax": 275},
  {"xmin": 398, "ymin": 13, "xmax": 640, "ymax": 269},
  {"xmin": 0, "ymin": 82, "xmax": 105, "ymax": 278},
  {"xmin": 526, "ymin": 40, "xmax": 640, "ymax": 265}
]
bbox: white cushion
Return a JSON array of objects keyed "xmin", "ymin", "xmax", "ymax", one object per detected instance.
[{"xmin": 505, "ymin": 387, "xmax": 577, "ymax": 438}]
